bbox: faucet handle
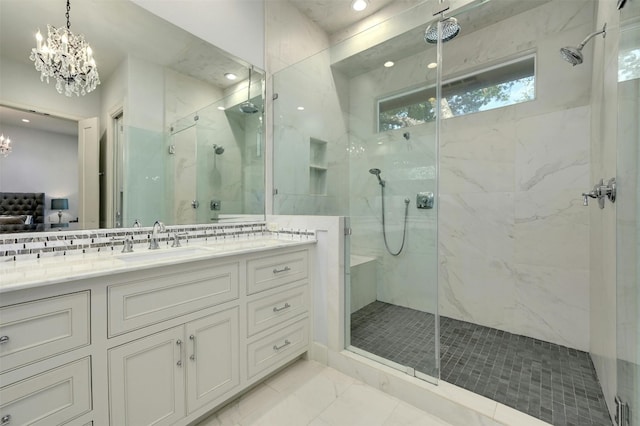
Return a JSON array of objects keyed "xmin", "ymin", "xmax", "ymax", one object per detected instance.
[{"xmin": 171, "ymin": 232, "xmax": 188, "ymax": 247}]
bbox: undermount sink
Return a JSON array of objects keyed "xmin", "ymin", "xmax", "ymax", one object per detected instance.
[{"xmin": 116, "ymin": 246, "xmax": 211, "ymax": 263}]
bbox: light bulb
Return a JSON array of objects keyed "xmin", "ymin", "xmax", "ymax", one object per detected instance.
[{"xmin": 351, "ymin": 0, "xmax": 368, "ymax": 11}]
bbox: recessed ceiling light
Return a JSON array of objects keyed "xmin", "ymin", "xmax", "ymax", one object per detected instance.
[
  {"xmin": 297, "ymin": 106, "xmax": 305, "ymax": 111},
  {"xmin": 427, "ymin": 62, "xmax": 438, "ymax": 69},
  {"xmin": 351, "ymin": 0, "xmax": 368, "ymax": 11},
  {"xmin": 384, "ymin": 61, "xmax": 395, "ymax": 68},
  {"xmin": 224, "ymin": 73, "xmax": 237, "ymax": 80},
  {"xmin": 21, "ymin": 118, "xmax": 30, "ymax": 123},
  {"xmin": 217, "ymin": 106, "xmax": 225, "ymax": 111}
]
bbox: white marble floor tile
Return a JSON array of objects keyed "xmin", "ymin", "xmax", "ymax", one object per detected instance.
[
  {"xmin": 196, "ymin": 359, "xmax": 453, "ymax": 426},
  {"xmin": 382, "ymin": 401, "xmax": 454, "ymax": 426},
  {"xmin": 315, "ymin": 382, "xmax": 400, "ymax": 426}
]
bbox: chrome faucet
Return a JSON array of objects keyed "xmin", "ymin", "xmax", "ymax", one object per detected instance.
[
  {"xmin": 582, "ymin": 178, "xmax": 616, "ymax": 209},
  {"xmin": 149, "ymin": 220, "xmax": 166, "ymax": 250},
  {"xmin": 171, "ymin": 232, "xmax": 188, "ymax": 247}
]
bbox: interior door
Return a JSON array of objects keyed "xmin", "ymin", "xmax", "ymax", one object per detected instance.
[{"xmin": 78, "ymin": 117, "xmax": 99, "ymax": 229}]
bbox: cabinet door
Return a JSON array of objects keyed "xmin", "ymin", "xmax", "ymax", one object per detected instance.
[
  {"xmin": 185, "ymin": 307, "xmax": 240, "ymax": 414},
  {"xmin": 109, "ymin": 327, "xmax": 185, "ymax": 426}
]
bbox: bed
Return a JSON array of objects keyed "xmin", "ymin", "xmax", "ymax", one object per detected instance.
[{"xmin": 0, "ymin": 192, "xmax": 46, "ymax": 233}]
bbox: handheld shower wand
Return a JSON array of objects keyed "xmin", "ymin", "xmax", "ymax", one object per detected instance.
[
  {"xmin": 369, "ymin": 168, "xmax": 409, "ymax": 256},
  {"xmin": 369, "ymin": 168, "xmax": 385, "ymax": 187}
]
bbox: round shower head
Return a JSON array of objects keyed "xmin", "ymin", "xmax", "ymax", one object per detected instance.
[
  {"xmin": 425, "ymin": 17, "xmax": 460, "ymax": 44},
  {"xmin": 213, "ymin": 144, "xmax": 225, "ymax": 155},
  {"xmin": 239, "ymin": 101, "xmax": 259, "ymax": 114},
  {"xmin": 560, "ymin": 46, "xmax": 583, "ymax": 66}
]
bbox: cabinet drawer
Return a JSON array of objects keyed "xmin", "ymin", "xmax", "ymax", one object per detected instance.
[
  {"xmin": 247, "ymin": 317, "xmax": 309, "ymax": 379},
  {"xmin": 247, "ymin": 284, "xmax": 309, "ymax": 337},
  {"xmin": 246, "ymin": 250, "xmax": 308, "ymax": 295},
  {"xmin": 108, "ymin": 262, "xmax": 239, "ymax": 336},
  {"xmin": 0, "ymin": 357, "xmax": 92, "ymax": 425},
  {"xmin": 0, "ymin": 292, "xmax": 90, "ymax": 372}
]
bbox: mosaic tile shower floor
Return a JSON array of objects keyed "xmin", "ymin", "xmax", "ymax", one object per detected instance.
[{"xmin": 351, "ymin": 301, "xmax": 612, "ymax": 426}]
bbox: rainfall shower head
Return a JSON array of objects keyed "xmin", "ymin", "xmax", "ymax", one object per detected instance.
[
  {"xmin": 560, "ymin": 23, "xmax": 606, "ymax": 66},
  {"xmin": 424, "ymin": 17, "xmax": 460, "ymax": 44},
  {"xmin": 213, "ymin": 144, "xmax": 225, "ymax": 155},
  {"xmin": 369, "ymin": 168, "xmax": 385, "ymax": 187}
]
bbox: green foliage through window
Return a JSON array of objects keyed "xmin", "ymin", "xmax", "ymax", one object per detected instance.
[{"xmin": 378, "ymin": 55, "xmax": 535, "ymax": 132}]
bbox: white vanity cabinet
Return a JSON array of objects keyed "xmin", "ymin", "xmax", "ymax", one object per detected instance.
[{"xmin": 0, "ymin": 241, "xmax": 313, "ymax": 426}]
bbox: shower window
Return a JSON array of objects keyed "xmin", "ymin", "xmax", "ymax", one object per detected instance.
[{"xmin": 378, "ymin": 54, "xmax": 536, "ymax": 131}]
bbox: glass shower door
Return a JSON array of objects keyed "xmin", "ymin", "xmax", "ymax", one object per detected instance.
[
  {"xmin": 343, "ymin": 16, "xmax": 441, "ymax": 381},
  {"xmin": 616, "ymin": 7, "xmax": 639, "ymax": 425}
]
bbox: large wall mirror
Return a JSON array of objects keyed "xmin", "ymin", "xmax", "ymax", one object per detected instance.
[{"xmin": 0, "ymin": 0, "xmax": 265, "ymax": 232}]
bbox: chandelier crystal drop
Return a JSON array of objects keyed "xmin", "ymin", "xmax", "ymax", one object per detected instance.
[
  {"xmin": 29, "ymin": 0, "xmax": 100, "ymax": 97},
  {"xmin": 0, "ymin": 135, "xmax": 12, "ymax": 158}
]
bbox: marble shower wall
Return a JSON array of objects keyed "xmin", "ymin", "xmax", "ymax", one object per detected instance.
[
  {"xmin": 347, "ymin": 46, "xmax": 438, "ymax": 313},
  {"xmin": 270, "ymin": 0, "xmax": 596, "ymax": 350},
  {"xmin": 345, "ymin": 0, "xmax": 594, "ymax": 351},
  {"xmin": 272, "ymin": 49, "xmax": 350, "ymax": 216},
  {"xmin": 436, "ymin": 0, "xmax": 594, "ymax": 351}
]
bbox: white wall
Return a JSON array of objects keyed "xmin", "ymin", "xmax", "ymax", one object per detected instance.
[
  {"xmin": 131, "ymin": 0, "xmax": 265, "ymax": 69},
  {"xmin": 0, "ymin": 57, "xmax": 101, "ymax": 120},
  {"xmin": 0, "ymin": 123, "xmax": 78, "ymax": 222}
]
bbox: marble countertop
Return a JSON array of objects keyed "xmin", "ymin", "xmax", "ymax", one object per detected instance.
[{"xmin": 0, "ymin": 237, "xmax": 316, "ymax": 294}]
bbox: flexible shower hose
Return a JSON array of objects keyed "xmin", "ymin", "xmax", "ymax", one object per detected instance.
[{"xmin": 380, "ymin": 184, "xmax": 410, "ymax": 256}]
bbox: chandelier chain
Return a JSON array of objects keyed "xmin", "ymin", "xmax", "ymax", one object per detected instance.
[{"xmin": 66, "ymin": 0, "xmax": 71, "ymax": 29}]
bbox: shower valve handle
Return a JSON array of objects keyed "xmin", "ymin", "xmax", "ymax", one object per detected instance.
[
  {"xmin": 582, "ymin": 178, "xmax": 616, "ymax": 208},
  {"xmin": 581, "ymin": 190, "xmax": 598, "ymax": 206}
]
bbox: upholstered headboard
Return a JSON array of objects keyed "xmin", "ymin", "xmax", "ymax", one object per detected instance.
[{"xmin": 0, "ymin": 192, "xmax": 46, "ymax": 233}]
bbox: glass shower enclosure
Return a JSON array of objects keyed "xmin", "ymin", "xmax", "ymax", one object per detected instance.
[{"xmin": 272, "ymin": 3, "xmax": 441, "ymax": 381}]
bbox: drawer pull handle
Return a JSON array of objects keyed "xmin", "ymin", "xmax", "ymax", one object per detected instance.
[
  {"xmin": 0, "ymin": 336, "xmax": 9, "ymax": 344},
  {"xmin": 1, "ymin": 414, "xmax": 11, "ymax": 425},
  {"xmin": 177, "ymin": 360, "xmax": 182, "ymax": 367},
  {"xmin": 273, "ymin": 303, "xmax": 291, "ymax": 313},
  {"xmin": 273, "ymin": 339, "xmax": 291, "ymax": 351},
  {"xmin": 273, "ymin": 266, "xmax": 291, "ymax": 274},
  {"xmin": 189, "ymin": 334, "xmax": 196, "ymax": 361}
]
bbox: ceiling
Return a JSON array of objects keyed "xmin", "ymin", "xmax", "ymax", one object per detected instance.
[
  {"xmin": 0, "ymin": 105, "xmax": 77, "ymax": 136},
  {"xmin": 0, "ymin": 0, "xmax": 255, "ymax": 136},
  {"xmin": 0, "ymin": 0, "xmax": 252, "ymax": 90},
  {"xmin": 287, "ymin": 0, "xmax": 425, "ymax": 35},
  {"xmin": 328, "ymin": 0, "xmax": 553, "ymax": 77}
]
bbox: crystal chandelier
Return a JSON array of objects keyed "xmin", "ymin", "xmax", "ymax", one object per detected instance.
[
  {"xmin": 0, "ymin": 134, "xmax": 12, "ymax": 158},
  {"xmin": 29, "ymin": 0, "xmax": 100, "ymax": 97}
]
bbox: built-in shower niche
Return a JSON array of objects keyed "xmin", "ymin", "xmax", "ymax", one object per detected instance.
[{"xmin": 309, "ymin": 137, "xmax": 328, "ymax": 195}]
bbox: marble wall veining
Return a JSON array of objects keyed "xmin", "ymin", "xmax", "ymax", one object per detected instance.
[
  {"xmin": 343, "ymin": 0, "xmax": 594, "ymax": 350},
  {"xmin": 270, "ymin": 0, "xmax": 596, "ymax": 351}
]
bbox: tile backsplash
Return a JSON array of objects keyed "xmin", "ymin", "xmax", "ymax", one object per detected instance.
[{"xmin": 1, "ymin": 222, "xmax": 316, "ymax": 262}]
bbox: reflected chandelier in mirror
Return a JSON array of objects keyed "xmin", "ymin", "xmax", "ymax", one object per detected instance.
[{"xmin": 0, "ymin": 0, "xmax": 265, "ymax": 234}]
